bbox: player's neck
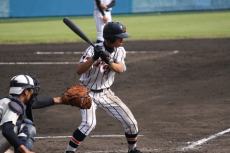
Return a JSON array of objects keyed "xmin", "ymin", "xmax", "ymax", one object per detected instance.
[{"xmin": 104, "ymin": 41, "xmax": 114, "ymax": 53}]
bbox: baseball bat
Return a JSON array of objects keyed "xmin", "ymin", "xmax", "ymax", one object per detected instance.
[{"xmin": 63, "ymin": 17, "xmax": 95, "ymax": 47}]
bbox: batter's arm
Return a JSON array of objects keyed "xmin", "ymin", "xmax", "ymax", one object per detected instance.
[
  {"xmin": 76, "ymin": 58, "xmax": 95, "ymax": 75},
  {"xmin": 109, "ymin": 62, "xmax": 125, "ymax": 73}
]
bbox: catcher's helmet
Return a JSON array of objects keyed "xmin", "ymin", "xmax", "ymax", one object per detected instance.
[
  {"xmin": 103, "ymin": 22, "xmax": 128, "ymax": 42},
  {"xmin": 9, "ymin": 74, "xmax": 40, "ymax": 95}
]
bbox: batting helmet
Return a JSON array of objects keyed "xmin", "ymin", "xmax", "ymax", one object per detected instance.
[
  {"xmin": 9, "ymin": 74, "xmax": 40, "ymax": 95},
  {"xmin": 103, "ymin": 22, "xmax": 128, "ymax": 42}
]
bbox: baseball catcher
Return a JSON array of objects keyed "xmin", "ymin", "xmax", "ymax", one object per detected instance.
[
  {"xmin": 61, "ymin": 84, "xmax": 92, "ymax": 109},
  {"xmin": 0, "ymin": 75, "xmax": 91, "ymax": 153}
]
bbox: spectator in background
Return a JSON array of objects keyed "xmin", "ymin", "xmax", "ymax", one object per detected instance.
[{"xmin": 94, "ymin": 0, "xmax": 116, "ymax": 43}]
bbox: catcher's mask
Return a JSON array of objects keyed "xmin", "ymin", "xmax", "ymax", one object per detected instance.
[
  {"xmin": 9, "ymin": 74, "xmax": 40, "ymax": 96},
  {"xmin": 103, "ymin": 22, "xmax": 128, "ymax": 43}
]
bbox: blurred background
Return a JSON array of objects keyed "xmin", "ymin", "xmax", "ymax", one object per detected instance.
[
  {"xmin": 0, "ymin": 0, "xmax": 230, "ymax": 44},
  {"xmin": 1, "ymin": 0, "xmax": 230, "ymax": 18}
]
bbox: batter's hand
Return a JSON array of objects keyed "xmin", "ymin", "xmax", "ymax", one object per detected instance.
[
  {"xmin": 100, "ymin": 51, "xmax": 113, "ymax": 65},
  {"xmin": 93, "ymin": 45, "xmax": 104, "ymax": 61}
]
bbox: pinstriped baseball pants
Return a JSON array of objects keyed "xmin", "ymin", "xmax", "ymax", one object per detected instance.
[{"xmin": 78, "ymin": 89, "xmax": 138, "ymax": 136}]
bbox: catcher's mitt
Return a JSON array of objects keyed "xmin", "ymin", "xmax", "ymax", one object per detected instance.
[{"xmin": 61, "ymin": 84, "xmax": 92, "ymax": 109}]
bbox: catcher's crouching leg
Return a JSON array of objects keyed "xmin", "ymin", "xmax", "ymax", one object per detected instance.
[{"xmin": 15, "ymin": 119, "xmax": 36, "ymax": 153}]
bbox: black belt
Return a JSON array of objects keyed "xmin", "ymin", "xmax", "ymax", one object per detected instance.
[
  {"xmin": 91, "ymin": 88, "xmax": 109, "ymax": 93},
  {"xmin": 105, "ymin": 9, "xmax": 110, "ymax": 12}
]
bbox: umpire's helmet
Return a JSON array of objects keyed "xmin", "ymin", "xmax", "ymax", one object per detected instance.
[
  {"xmin": 9, "ymin": 74, "xmax": 40, "ymax": 95},
  {"xmin": 103, "ymin": 22, "xmax": 128, "ymax": 42}
]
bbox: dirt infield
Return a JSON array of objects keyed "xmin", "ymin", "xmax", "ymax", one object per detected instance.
[{"xmin": 0, "ymin": 38, "xmax": 230, "ymax": 153}]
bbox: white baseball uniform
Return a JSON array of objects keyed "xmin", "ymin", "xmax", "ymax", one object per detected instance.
[
  {"xmin": 0, "ymin": 95, "xmax": 53, "ymax": 152},
  {"xmin": 0, "ymin": 98, "xmax": 19, "ymax": 126},
  {"xmin": 94, "ymin": 0, "xmax": 115, "ymax": 42},
  {"xmin": 77, "ymin": 43, "xmax": 138, "ymax": 136},
  {"xmin": 0, "ymin": 98, "xmax": 19, "ymax": 153}
]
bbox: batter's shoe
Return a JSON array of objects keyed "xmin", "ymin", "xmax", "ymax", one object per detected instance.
[
  {"xmin": 65, "ymin": 151, "xmax": 75, "ymax": 153},
  {"xmin": 128, "ymin": 148, "xmax": 142, "ymax": 153}
]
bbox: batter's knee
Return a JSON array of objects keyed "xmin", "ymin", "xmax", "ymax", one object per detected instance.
[
  {"xmin": 125, "ymin": 118, "xmax": 139, "ymax": 134},
  {"xmin": 79, "ymin": 120, "xmax": 96, "ymax": 135}
]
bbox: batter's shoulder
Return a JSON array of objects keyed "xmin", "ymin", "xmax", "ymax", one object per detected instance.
[{"xmin": 116, "ymin": 46, "xmax": 126, "ymax": 52}]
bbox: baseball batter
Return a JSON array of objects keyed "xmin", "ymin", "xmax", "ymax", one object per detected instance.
[
  {"xmin": 94, "ymin": 0, "xmax": 116, "ymax": 43},
  {"xmin": 65, "ymin": 22, "xmax": 142, "ymax": 153}
]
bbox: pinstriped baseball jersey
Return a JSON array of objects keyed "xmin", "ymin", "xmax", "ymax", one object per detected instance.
[{"xmin": 79, "ymin": 44, "xmax": 126, "ymax": 90}]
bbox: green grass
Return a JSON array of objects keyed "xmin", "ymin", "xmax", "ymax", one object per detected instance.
[{"xmin": 0, "ymin": 11, "xmax": 230, "ymax": 44}]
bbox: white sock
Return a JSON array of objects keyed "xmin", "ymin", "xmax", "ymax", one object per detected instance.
[
  {"xmin": 128, "ymin": 143, "xmax": 137, "ymax": 151},
  {"xmin": 65, "ymin": 145, "xmax": 76, "ymax": 152}
]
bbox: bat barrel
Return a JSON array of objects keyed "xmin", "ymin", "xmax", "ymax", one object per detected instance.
[{"xmin": 63, "ymin": 17, "xmax": 95, "ymax": 47}]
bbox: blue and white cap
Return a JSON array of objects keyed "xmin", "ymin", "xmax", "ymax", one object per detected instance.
[{"xmin": 9, "ymin": 74, "xmax": 36, "ymax": 95}]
